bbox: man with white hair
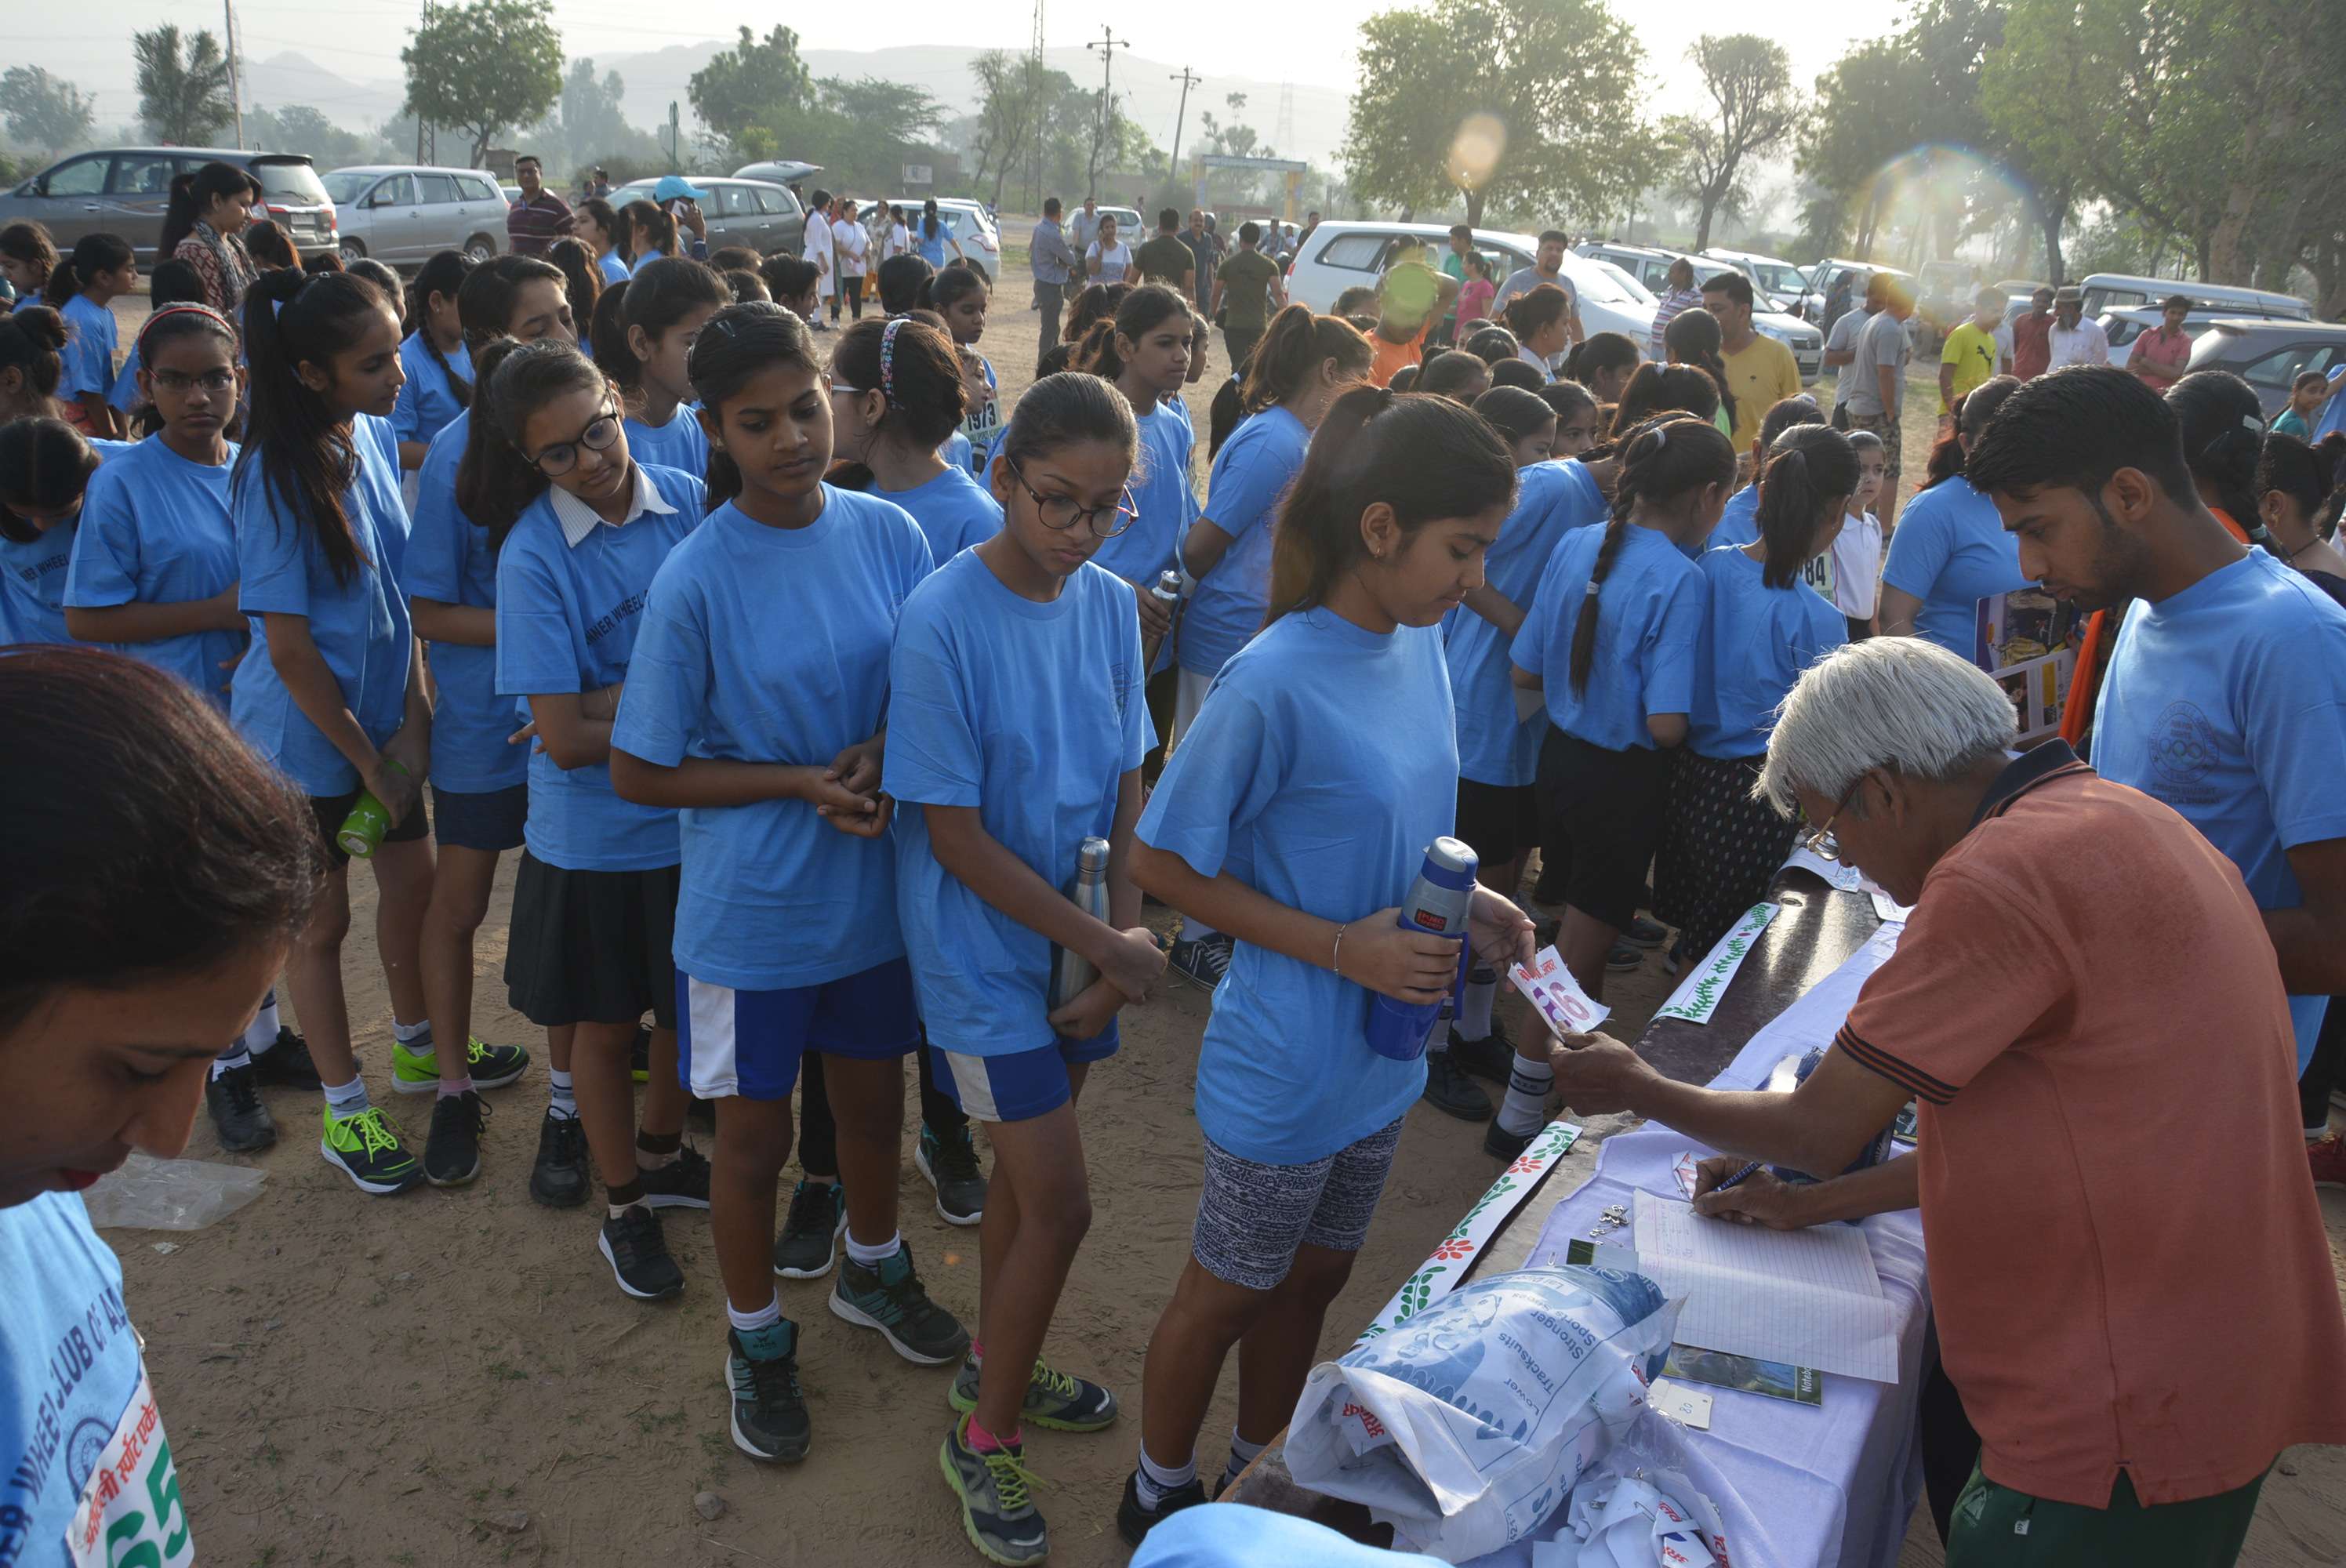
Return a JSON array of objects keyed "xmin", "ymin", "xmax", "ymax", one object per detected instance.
[{"xmin": 1546, "ymin": 637, "xmax": 2346, "ymax": 1566}]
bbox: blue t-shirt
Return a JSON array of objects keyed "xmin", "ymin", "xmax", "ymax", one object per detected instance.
[
  {"xmin": 630, "ymin": 247, "xmax": 667, "ymax": 274},
  {"xmin": 1138, "ymin": 609, "xmax": 1456, "ymax": 1163},
  {"xmin": 1445, "ymin": 458, "xmax": 1603, "ymax": 786},
  {"xmin": 494, "ymin": 463, "xmax": 704, "ymax": 871},
  {"xmin": 1131, "ymin": 1504, "xmax": 1445, "ymax": 1568},
  {"xmin": 614, "ymin": 489, "xmax": 932, "ymax": 989},
  {"xmin": 1092, "ymin": 396, "xmax": 1195, "ymax": 586},
  {"xmin": 230, "ymin": 414, "xmax": 413, "ymax": 797},
  {"xmin": 1687, "ymin": 544, "xmax": 1847, "ymax": 758},
  {"xmin": 888, "ymin": 551, "xmax": 1153, "ymax": 1055},
  {"xmin": 105, "ymin": 342, "xmax": 143, "ymax": 413},
  {"xmin": 403, "ymin": 416, "xmax": 528, "ymax": 793},
  {"xmin": 1511, "ymin": 523, "xmax": 1706, "ymax": 752},
  {"xmin": 624, "ymin": 408, "xmax": 708, "ymax": 480},
  {"xmin": 0, "ymin": 1192, "xmax": 192, "ymax": 1568},
  {"xmin": 941, "ymin": 429, "xmax": 973, "ymax": 474},
  {"xmin": 2091, "ymin": 548, "xmax": 2346, "ymax": 1073},
  {"xmin": 66, "ymin": 435, "xmax": 245, "ymax": 707},
  {"xmin": 0, "ymin": 522, "xmax": 83, "ymax": 648},
  {"xmin": 1180, "ymin": 404, "xmax": 1309, "ymax": 679},
  {"xmin": 1879, "ymin": 478, "xmax": 2032, "ymax": 657},
  {"xmin": 873, "ymin": 463, "xmax": 1001, "ymax": 567},
  {"xmin": 596, "ymin": 250, "xmax": 630, "ymax": 285},
  {"xmin": 390, "ymin": 334, "xmax": 472, "ymax": 449},
  {"xmin": 961, "ymin": 357, "xmax": 1003, "ymax": 475},
  {"xmin": 59, "ymin": 293, "xmax": 116, "ymax": 401},
  {"xmin": 917, "ymin": 228, "xmax": 949, "ymax": 267},
  {"xmin": 1707, "ymin": 483, "xmax": 1761, "ymax": 552}
]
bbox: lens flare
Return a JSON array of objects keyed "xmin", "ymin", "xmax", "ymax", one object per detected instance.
[{"xmin": 1447, "ymin": 114, "xmax": 1507, "ymax": 193}]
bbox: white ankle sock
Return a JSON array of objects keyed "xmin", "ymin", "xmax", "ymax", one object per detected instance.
[
  {"xmin": 1496, "ymin": 1051, "xmax": 1552, "ymax": 1135},
  {"xmin": 212, "ymin": 1044, "xmax": 251, "ymax": 1080},
  {"xmin": 323, "ymin": 1076, "xmax": 370, "ymax": 1121},
  {"xmin": 1222, "ymin": 1430, "xmax": 1267, "ymax": 1486},
  {"xmin": 844, "ymin": 1229, "xmax": 902, "ymax": 1268},
  {"xmin": 1459, "ymin": 967, "xmax": 1498, "ymax": 1040},
  {"xmin": 393, "ymin": 1018, "xmax": 432, "ymax": 1048},
  {"xmin": 1135, "ymin": 1447, "xmax": 1197, "ymax": 1508},
  {"xmin": 727, "ymin": 1294, "xmax": 783, "ymax": 1334},
  {"xmin": 1182, "ymin": 920, "xmax": 1218, "ymax": 944},
  {"xmin": 547, "ymin": 1068, "xmax": 577, "ymax": 1120},
  {"xmin": 242, "ymin": 996, "xmax": 281, "ymax": 1056}
]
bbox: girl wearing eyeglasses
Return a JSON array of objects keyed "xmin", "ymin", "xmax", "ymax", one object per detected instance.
[
  {"xmin": 478, "ymin": 339, "xmax": 710, "ymax": 1299},
  {"xmin": 608, "ymin": 303, "xmax": 968, "ymax": 1465},
  {"xmin": 884, "ymin": 372, "xmax": 1161, "ymax": 1562},
  {"xmin": 827, "ymin": 314, "xmax": 1001, "ymax": 564}
]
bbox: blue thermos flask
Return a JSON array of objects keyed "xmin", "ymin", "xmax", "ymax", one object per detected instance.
[{"xmin": 1364, "ymin": 837, "xmax": 1478, "ymax": 1061}]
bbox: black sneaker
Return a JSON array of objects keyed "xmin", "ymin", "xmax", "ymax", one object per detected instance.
[
  {"xmin": 1484, "ymin": 1117, "xmax": 1537, "ymax": 1161},
  {"xmin": 1449, "ymin": 1020, "xmax": 1517, "ymax": 1085},
  {"xmin": 249, "ymin": 1026, "xmax": 323, "ymax": 1091},
  {"xmin": 1116, "ymin": 1469, "xmax": 1208, "ymax": 1546},
  {"xmin": 637, "ymin": 1143, "xmax": 711, "ymax": 1209},
  {"xmin": 1419, "ymin": 1051, "xmax": 1492, "ymax": 1120},
  {"xmin": 1606, "ymin": 941, "xmax": 1641, "ymax": 972},
  {"xmin": 941, "ymin": 1416, "xmax": 1049, "ymax": 1566},
  {"xmin": 725, "ymin": 1325, "xmax": 812, "ymax": 1462},
  {"xmin": 830, "ymin": 1242, "xmax": 971, "ymax": 1365},
  {"xmin": 205, "ymin": 1063, "xmax": 277, "ymax": 1152},
  {"xmin": 917, "ymin": 1124, "xmax": 986, "ymax": 1226},
  {"xmin": 1622, "ymin": 915, "xmax": 1669, "ymax": 949},
  {"xmin": 529, "ymin": 1110, "xmax": 590, "ymax": 1208},
  {"xmin": 423, "ymin": 1089, "xmax": 488, "ymax": 1187},
  {"xmin": 1168, "ymin": 931, "xmax": 1234, "ymax": 989},
  {"xmin": 599, "ymin": 1203, "xmax": 685, "ymax": 1300},
  {"xmin": 773, "ymin": 1178, "xmax": 845, "ymax": 1279}
]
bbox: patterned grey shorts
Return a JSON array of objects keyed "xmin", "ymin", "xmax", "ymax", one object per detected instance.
[{"xmin": 1192, "ymin": 1116, "xmax": 1407, "ymax": 1291}]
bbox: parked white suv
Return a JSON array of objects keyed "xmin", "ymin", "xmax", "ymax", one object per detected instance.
[
  {"xmin": 1287, "ymin": 221, "xmax": 1657, "ymax": 345},
  {"xmin": 885, "ymin": 198, "xmax": 1003, "ymax": 281},
  {"xmin": 1574, "ymin": 241, "xmax": 1824, "ymax": 381},
  {"xmin": 324, "ymin": 165, "xmax": 509, "ymax": 267}
]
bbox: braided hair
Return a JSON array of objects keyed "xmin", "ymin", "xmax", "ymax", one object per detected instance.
[{"xmin": 1568, "ymin": 413, "xmax": 1736, "ymax": 693}]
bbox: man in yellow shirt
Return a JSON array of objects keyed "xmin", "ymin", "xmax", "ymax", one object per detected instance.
[
  {"xmin": 1938, "ymin": 286, "xmax": 2006, "ymax": 416},
  {"xmin": 1701, "ymin": 270, "xmax": 1802, "ymax": 451}
]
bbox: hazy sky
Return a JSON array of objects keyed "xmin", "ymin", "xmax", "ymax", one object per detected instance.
[{"xmin": 23, "ymin": 0, "xmax": 1909, "ymax": 129}]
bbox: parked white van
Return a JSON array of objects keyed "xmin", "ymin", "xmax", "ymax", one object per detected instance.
[{"xmin": 2077, "ymin": 272, "xmax": 2309, "ymax": 321}]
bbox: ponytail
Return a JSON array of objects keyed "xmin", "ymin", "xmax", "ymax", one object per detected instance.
[
  {"xmin": 1242, "ymin": 303, "xmax": 1373, "ymax": 414},
  {"xmin": 688, "ymin": 302, "xmax": 822, "ymax": 510},
  {"xmin": 1570, "ymin": 414, "xmax": 1735, "ymax": 692},
  {"xmin": 161, "ymin": 162, "xmax": 260, "ymax": 262},
  {"xmin": 406, "ymin": 249, "xmax": 478, "ymax": 411},
  {"xmin": 1751, "ymin": 425, "xmax": 1858, "ymax": 588},
  {"xmin": 1661, "ymin": 307, "xmax": 1736, "ymax": 436},
  {"xmin": 0, "ymin": 306, "xmax": 69, "ymax": 417},
  {"xmin": 458, "ymin": 339, "xmax": 608, "ymax": 548},
  {"xmin": 1502, "ymin": 283, "xmax": 1571, "ymax": 348},
  {"xmin": 1607, "ymin": 363, "xmax": 1720, "ymax": 441},
  {"xmin": 44, "ymin": 232, "xmax": 133, "ymax": 308},
  {"xmin": 1265, "ymin": 388, "xmax": 1515, "ymax": 624},
  {"xmin": 1563, "ymin": 331, "xmax": 1639, "ymax": 388}
]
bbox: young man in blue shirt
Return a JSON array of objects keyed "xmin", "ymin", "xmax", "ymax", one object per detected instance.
[{"xmin": 1968, "ymin": 364, "xmax": 2346, "ymax": 1187}]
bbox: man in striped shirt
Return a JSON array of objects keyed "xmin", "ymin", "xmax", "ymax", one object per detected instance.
[{"xmin": 505, "ymin": 155, "xmax": 572, "ymax": 257}]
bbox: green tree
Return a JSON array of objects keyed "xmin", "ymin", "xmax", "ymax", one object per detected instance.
[
  {"xmin": 688, "ymin": 26, "xmax": 815, "ymax": 163},
  {"xmin": 399, "ymin": 0, "xmax": 564, "ymax": 167},
  {"xmin": 968, "ymin": 51, "xmax": 1057, "ymax": 209},
  {"xmin": 246, "ymin": 103, "xmax": 397, "ymax": 168},
  {"xmin": 132, "ymin": 26, "xmax": 235, "ymax": 146},
  {"xmin": 1670, "ymin": 34, "xmax": 1796, "ymax": 252},
  {"xmin": 1344, "ymin": 0, "xmax": 1656, "ymax": 229},
  {"xmin": 1, "ymin": 67, "xmax": 96, "ymax": 156}
]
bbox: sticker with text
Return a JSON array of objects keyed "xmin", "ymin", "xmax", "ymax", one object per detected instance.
[{"xmin": 1509, "ymin": 944, "xmax": 1611, "ymax": 1036}]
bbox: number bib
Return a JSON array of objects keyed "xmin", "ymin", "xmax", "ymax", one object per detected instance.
[{"xmin": 64, "ymin": 1367, "xmax": 190, "ymax": 1568}]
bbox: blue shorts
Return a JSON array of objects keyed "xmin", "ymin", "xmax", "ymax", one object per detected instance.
[
  {"xmin": 930, "ymin": 1026, "xmax": 1119, "ymax": 1124},
  {"xmin": 677, "ymin": 957, "xmax": 921, "ymax": 1101},
  {"xmin": 431, "ymin": 782, "xmax": 527, "ymax": 852}
]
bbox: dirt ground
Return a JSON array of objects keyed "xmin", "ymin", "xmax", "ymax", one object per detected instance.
[{"xmin": 100, "ymin": 281, "xmax": 2346, "ymax": 1567}]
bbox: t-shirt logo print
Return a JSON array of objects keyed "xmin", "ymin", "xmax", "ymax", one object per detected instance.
[{"xmin": 2148, "ymin": 699, "xmax": 2222, "ymax": 791}]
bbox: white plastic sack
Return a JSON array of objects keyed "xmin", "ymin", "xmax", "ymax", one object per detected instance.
[
  {"xmin": 1532, "ymin": 1410, "xmax": 1734, "ymax": 1568},
  {"xmin": 1287, "ymin": 1266, "xmax": 1680, "ymax": 1563}
]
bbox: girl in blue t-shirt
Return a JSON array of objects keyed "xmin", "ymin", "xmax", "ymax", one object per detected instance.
[
  {"xmin": 0, "ymin": 647, "xmax": 321, "ymax": 1568},
  {"xmin": 390, "ymin": 249, "xmax": 478, "ymax": 470},
  {"xmin": 457, "ymin": 252, "xmax": 577, "ymax": 350},
  {"xmin": 0, "ymin": 416, "xmax": 118, "ymax": 648},
  {"xmin": 927, "ymin": 265, "xmax": 1001, "ymax": 476},
  {"xmin": 588, "ymin": 256, "xmax": 724, "ymax": 477},
  {"xmin": 605, "ymin": 302, "xmax": 967, "ymax": 1463},
  {"xmin": 1655, "ymin": 423, "xmax": 1855, "ymax": 968},
  {"xmin": 887, "ymin": 372, "xmax": 1158, "ymax": 1553},
  {"xmin": 1167, "ymin": 306, "xmax": 1376, "ymax": 986},
  {"xmin": 64, "ymin": 304, "xmax": 248, "ymax": 707},
  {"xmin": 828, "ymin": 314, "xmax": 1000, "ymax": 561},
  {"xmin": 481, "ymin": 339, "xmax": 709, "ymax": 1300},
  {"xmin": 231, "ymin": 267, "xmax": 436, "ymax": 1194},
  {"xmin": 1118, "ymin": 390, "xmax": 1534, "ymax": 1545},
  {"xmin": 45, "ymin": 231, "xmax": 137, "ymax": 441},
  {"xmin": 1509, "ymin": 413, "xmax": 1729, "ymax": 1016}
]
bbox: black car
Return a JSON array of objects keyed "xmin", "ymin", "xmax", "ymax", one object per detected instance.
[{"xmin": 2182, "ymin": 320, "xmax": 2346, "ymax": 419}]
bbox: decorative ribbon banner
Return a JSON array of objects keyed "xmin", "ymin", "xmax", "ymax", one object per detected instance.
[
  {"xmin": 1354, "ymin": 1118, "xmax": 1583, "ymax": 1345},
  {"xmin": 1652, "ymin": 902, "xmax": 1779, "ymax": 1025}
]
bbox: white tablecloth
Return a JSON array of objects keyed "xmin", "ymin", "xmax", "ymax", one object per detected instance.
[{"xmin": 1465, "ymin": 921, "xmax": 1930, "ymax": 1568}]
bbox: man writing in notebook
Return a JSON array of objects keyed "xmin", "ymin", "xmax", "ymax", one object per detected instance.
[{"xmin": 1545, "ymin": 637, "xmax": 2346, "ymax": 1568}]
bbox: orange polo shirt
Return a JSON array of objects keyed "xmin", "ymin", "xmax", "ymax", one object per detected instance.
[{"xmin": 1835, "ymin": 744, "xmax": 2346, "ymax": 1507}]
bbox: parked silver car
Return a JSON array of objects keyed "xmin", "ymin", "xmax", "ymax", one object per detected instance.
[
  {"xmin": 322, "ymin": 165, "xmax": 510, "ymax": 267},
  {"xmin": 610, "ymin": 176, "xmax": 806, "ymax": 260},
  {"xmin": 0, "ymin": 147, "xmax": 335, "ymax": 265}
]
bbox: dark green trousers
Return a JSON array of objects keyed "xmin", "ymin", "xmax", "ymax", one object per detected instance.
[{"xmin": 1945, "ymin": 1462, "xmax": 2268, "ymax": 1566}]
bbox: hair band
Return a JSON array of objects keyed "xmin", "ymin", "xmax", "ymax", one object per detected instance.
[{"xmin": 880, "ymin": 317, "xmax": 904, "ymax": 406}]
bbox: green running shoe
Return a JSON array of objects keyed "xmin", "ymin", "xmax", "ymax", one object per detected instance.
[
  {"xmin": 319, "ymin": 1105, "xmax": 422, "ymax": 1195},
  {"xmin": 939, "ymin": 1415, "xmax": 1048, "ymax": 1566},
  {"xmin": 830, "ymin": 1242, "xmax": 970, "ymax": 1365},
  {"xmin": 949, "ymin": 1353, "xmax": 1118, "ymax": 1432},
  {"xmin": 390, "ymin": 1034, "xmax": 532, "ymax": 1094}
]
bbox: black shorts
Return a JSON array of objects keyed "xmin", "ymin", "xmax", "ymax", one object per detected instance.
[
  {"xmin": 431, "ymin": 782, "xmax": 528, "ymax": 853},
  {"xmin": 308, "ymin": 786, "xmax": 430, "ymax": 871},
  {"xmin": 1454, "ymin": 778, "xmax": 1541, "ymax": 867},
  {"xmin": 504, "ymin": 852, "xmax": 681, "ymax": 1029},
  {"xmin": 1534, "ymin": 730, "xmax": 1669, "ymax": 931}
]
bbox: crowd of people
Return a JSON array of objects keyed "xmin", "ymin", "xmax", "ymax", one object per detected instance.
[{"xmin": 2, "ymin": 164, "xmax": 2344, "ymax": 1568}]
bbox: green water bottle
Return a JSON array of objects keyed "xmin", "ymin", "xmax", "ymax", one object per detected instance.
[{"xmin": 336, "ymin": 761, "xmax": 410, "ymax": 859}]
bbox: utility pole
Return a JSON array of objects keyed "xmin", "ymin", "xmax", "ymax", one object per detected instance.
[
  {"xmin": 1084, "ymin": 25, "xmax": 1127, "ymax": 201},
  {"xmin": 1027, "ymin": 0, "xmax": 1044, "ymax": 211},
  {"xmin": 223, "ymin": 0, "xmax": 245, "ymax": 147},
  {"xmin": 1166, "ymin": 67, "xmax": 1200, "ymax": 187},
  {"xmin": 415, "ymin": 0, "xmax": 430, "ymax": 162}
]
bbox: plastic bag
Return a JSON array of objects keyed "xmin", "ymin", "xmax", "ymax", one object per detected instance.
[
  {"xmin": 81, "ymin": 1152, "xmax": 266, "ymax": 1231},
  {"xmin": 1531, "ymin": 1409, "xmax": 1734, "ymax": 1566},
  {"xmin": 1287, "ymin": 1266, "xmax": 1680, "ymax": 1563}
]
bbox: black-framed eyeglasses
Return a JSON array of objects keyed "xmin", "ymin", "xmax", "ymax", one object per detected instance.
[
  {"xmin": 531, "ymin": 404, "xmax": 622, "ymax": 477},
  {"xmin": 151, "ymin": 367, "xmax": 238, "ymax": 393},
  {"xmin": 1004, "ymin": 455, "xmax": 1137, "ymax": 539},
  {"xmin": 1800, "ymin": 776, "xmax": 1865, "ymax": 862}
]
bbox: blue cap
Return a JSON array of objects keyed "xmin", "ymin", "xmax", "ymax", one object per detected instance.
[{"xmin": 653, "ymin": 175, "xmax": 706, "ymax": 203}]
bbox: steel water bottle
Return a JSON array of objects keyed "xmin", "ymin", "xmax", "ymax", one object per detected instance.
[
  {"xmin": 1363, "ymin": 837, "xmax": 1478, "ymax": 1061},
  {"xmin": 1141, "ymin": 569, "xmax": 1182, "ymax": 670},
  {"xmin": 1048, "ymin": 837, "xmax": 1114, "ymax": 1010}
]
